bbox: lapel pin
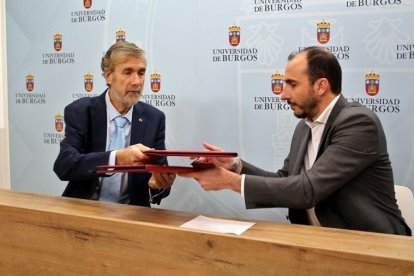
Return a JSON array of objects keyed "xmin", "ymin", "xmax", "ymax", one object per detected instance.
[{"xmin": 139, "ymin": 118, "xmax": 143, "ymax": 123}]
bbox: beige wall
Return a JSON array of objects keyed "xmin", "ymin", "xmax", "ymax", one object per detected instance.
[{"xmin": 0, "ymin": 0, "xmax": 10, "ymax": 189}]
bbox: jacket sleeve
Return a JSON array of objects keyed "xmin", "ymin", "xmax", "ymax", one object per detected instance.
[
  {"xmin": 53, "ymin": 101, "xmax": 110, "ymax": 181},
  {"xmin": 146, "ymin": 109, "xmax": 171, "ymax": 204},
  {"xmin": 244, "ymin": 107, "xmax": 380, "ymax": 210}
]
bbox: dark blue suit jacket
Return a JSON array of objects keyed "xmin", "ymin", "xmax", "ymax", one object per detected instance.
[{"xmin": 53, "ymin": 90, "xmax": 169, "ymax": 206}]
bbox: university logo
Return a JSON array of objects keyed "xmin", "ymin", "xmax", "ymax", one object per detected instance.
[
  {"xmin": 116, "ymin": 29, "xmax": 126, "ymax": 43},
  {"xmin": 229, "ymin": 25, "xmax": 241, "ymax": 47},
  {"xmin": 316, "ymin": 20, "xmax": 330, "ymax": 44},
  {"xmin": 55, "ymin": 114, "xmax": 64, "ymax": 132},
  {"xmin": 83, "ymin": 0, "xmax": 92, "ymax": 9},
  {"xmin": 150, "ymin": 73, "xmax": 161, "ymax": 93},
  {"xmin": 26, "ymin": 74, "xmax": 34, "ymax": 92},
  {"xmin": 271, "ymin": 73, "xmax": 284, "ymax": 95},
  {"xmin": 365, "ymin": 71, "xmax": 380, "ymax": 96},
  {"xmin": 84, "ymin": 73, "xmax": 93, "ymax": 92},
  {"xmin": 53, "ymin": 33, "xmax": 63, "ymax": 51}
]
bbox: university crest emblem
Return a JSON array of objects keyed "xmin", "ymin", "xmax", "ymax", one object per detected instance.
[
  {"xmin": 229, "ymin": 25, "xmax": 241, "ymax": 47},
  {"xmin": 26, "ymin": 74, "xmax": 34, "ymax": 92},
  {"xmin": 271, "ymin": 73, "xmax": 284, "ymax": 95},
  {"xmin": 316, "ymin": 20, "xmax": 330, "ymax": 44},
  {"xmin": 365, "ymin": 72, "xmax": 380, "ymax": 96},
  {"xmin": 116, "ymin": 29, "xmax": 126, "ymax": 43},
  {"xmin": 84, "ymin": 73, "xmax": 93, "ymax": 92},
  {"xmin": 84, "ymin": 0, "xmax": 92, "ymax": 9},
  {"xmin": 55, "ymin": 115, "xmax": 64, "ymax": 132},
  {"xmin": 150, "ymin": 73, "xmax": 161, "ymax": 93},
  {"xmin": 54, "ymin": 33, "xmax": 63, "ymax": 51}
]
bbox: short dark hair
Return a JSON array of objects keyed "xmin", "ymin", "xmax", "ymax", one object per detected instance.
[{"xmin": 288, "ymin": 46, "xmax": 342, "ymax": 95}]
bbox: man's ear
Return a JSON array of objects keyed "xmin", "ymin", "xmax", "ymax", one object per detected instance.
[
  {"xmin": 314, "ymin": 78, "xmax": 329, "ymax": 96},
  {"xmin": 104, "ymin": 69, "xmax": 112, "ymax": 86}
]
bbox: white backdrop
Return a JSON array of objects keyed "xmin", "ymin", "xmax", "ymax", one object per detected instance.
[{"xmin": 6, "ymin": 0, "xmax": 414, "ymax": 223}]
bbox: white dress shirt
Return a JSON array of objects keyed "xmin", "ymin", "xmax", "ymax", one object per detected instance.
[{"xmin": 99, "ymin": 91, "xmax": 133, "ymax": 201}]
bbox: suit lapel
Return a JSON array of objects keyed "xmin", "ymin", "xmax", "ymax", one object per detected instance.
[
  {"xmin": 130, "ymin": 102, "xmax": 147, "ymax": 144},
  {"xmin": 291, "ymin": 122, "xmax": 311, "ymax": 174},
  {"xmin": 90, "ymin": 91, "xmax": 108, "ymax": 152},
  {"xmin": 324, "ymin": 95, "xmax": 347, "ymax": 129},
  {"xmin": 316, "ymin": 95, "xmax": 348, "ymax": 159}
]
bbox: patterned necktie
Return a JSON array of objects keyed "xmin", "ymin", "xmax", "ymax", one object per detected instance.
[{"xmin": 100, "ymin": 116, "xmax": 129, "ymax": 202}]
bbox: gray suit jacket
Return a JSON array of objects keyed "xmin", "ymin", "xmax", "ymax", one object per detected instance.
[{"xmin": 242, "ymin": 95, "xmax": 411, "ymax": 235}]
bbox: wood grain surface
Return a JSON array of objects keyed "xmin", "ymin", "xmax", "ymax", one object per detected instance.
[{"xmin": 0, "ymin": 189, "xmax": 413, "ymax": 275}]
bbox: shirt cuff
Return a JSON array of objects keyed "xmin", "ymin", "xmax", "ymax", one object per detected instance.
[
  {"xmin": 241, "ymin": 174, "xmax": 246, "ymax": 198},
  {"xmin": 109, "ymin": 150, "xmax": 117, "ymax": 165}
]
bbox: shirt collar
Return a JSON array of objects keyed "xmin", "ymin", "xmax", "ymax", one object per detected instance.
[
  {"xmin": 105, "ymin": 90, "xmax": 133, "ymax": 123},
  {"xmin": 306, "ymin": 94, "xmax": 341, "ymax": 128}
]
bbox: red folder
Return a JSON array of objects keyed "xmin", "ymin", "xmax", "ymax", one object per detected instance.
[
  {"xmin": 95, "ymin": 164, "xmax": 214, "ymax": 174},
  {"xmin": 143, "ymin": 149, "xmax": 238, "ymax": 158}
]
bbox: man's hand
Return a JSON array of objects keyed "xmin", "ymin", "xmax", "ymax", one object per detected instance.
[
  {"xmin": 149, "ymin": 172, "xmax": 176, "ymax": 189},
  {"xmin": 193, "ymin": 142, "xmax": 235, "ymax": 171},
  {"xmin": 178, "ymin": 165, "xmax": 242, "ymax": 193},
  {"xmin": 115, "ymin": 143, "xmax": 152, "ymax": 166}
]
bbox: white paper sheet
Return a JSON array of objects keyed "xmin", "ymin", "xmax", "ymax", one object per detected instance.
[{"xmin": 180, "ymin": 215, "xmax": 255, "ymax": 235}]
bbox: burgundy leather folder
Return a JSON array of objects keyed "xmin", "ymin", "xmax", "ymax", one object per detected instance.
[
  {"xmin": 95, "ymin": 149, "xmax": 236, "ymax": 174},
  {"xmin": 143, "ymin": 149, "xmax": 237, "ymax": 158},
  {"xmin": 95, "ymin": 164, "xmax": 214, "ymax": 174}
]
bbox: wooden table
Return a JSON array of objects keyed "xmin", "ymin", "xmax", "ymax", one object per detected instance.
[{"xmin": 0, "ymin": 189, "xmax": 413, "ymax": 275}]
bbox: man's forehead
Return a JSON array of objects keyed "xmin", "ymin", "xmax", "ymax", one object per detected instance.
[
  {"xmin": 285, "ymin": 53, "xmax": 307, "ymax": 74},
  {"xmin": 288, "ymin": 52, "xmax": 307, "ymax": 66},
  {"xmin": 114, "ymin": 54, "xmax": 146, "ymax": 66}
]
